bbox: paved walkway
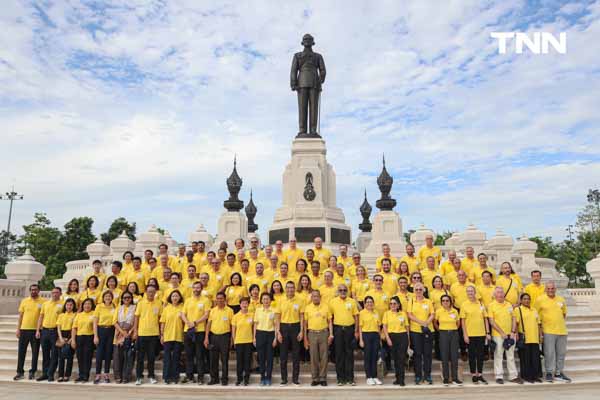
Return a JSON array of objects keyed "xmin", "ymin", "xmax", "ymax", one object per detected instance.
[{"xmin": 0, "ymin": 381, "xmax": 598, "ymax": 400}]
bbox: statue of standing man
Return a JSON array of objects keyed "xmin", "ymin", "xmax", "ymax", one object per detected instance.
[{"xmin": 291, "ymin": 34, "xmax": 326, "ymax": 138}]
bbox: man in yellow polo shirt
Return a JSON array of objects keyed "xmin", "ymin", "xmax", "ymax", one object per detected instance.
[
  {"xmin": 376, "ymin": 243, "xmax": 399, "ymax": 272},
  {"xmin": 313, "ymin": 237, "xmax": 332, "ymax": 271},
  {"xmin": 440, "ymin": 250, "xmax": 459, "ymax": 276},
  {"xmin": 417, "ymin": 235, "xmax": 442, "ymax": 269},
  {"xmin": 182, "ymin": 281, "xmax": 211, "ymax": 384},
  {"xmin": 278, "ymin": 282, "xmax": 305, "ymax": 385},
  {"xmin": 133, "ymin": 285, "xmax": 162, "ymax": 385},
  {"xmin": 488, "ymin": 287, "xmax": 521, "ymax": 384},
  {"xmin": 204, "ymin": 292, "xmax": 234, "ymax": 385},
  {"xmin": 303, "ymin": 290, "xmax": 333, "ymax": 386},
  {"xmin": 337, "ymin": 245, "xmax": 353, "ymax": 269},
  {"xmin": 534, "ymin": 282, "xmax": 570, "ymax": 382},
  {"xmin": 525, "ymin": 270, "xmax": 545, "ymax": 306},
  {"xmin": 35, "ymin": 287, "xmax": 63, "ymax": 381},
  {"xmin": 329, "ymin": 284, "xmax": 359, "ymax": 385},
  {"xmin": 285, "ymin": 238, "xmax": 305, "ymax": 272},
  {"xmin": 469, "ymin": 253, "xmax": 496, "ymax": 286},
  {"xmin": 14, "ymin": 284, "xmax": 45, "ymax": 381},
  {"xmin": 461, "ymin": 247, "xmax": 479, "ymax": 276},
  {"xmin": 380, "ymin": 258, "xmax": 399, "ymax": 296},
  {"xmin": 399, "ymin": 243, "xmax": 419, "ymax": 274}
]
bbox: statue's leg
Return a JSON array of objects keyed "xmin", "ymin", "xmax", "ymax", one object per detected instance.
[
  {"xmin": 298, "ymin": 88, "xmax": 308, "ymax": 134},
  {"xmin": 309, "ymin": 89, "xmax": 319, "ymax": 135}
]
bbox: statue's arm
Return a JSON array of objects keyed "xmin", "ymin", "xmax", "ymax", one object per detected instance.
[
  {"xmin": 290, "ymin": 55, "xmax": 299, "ymax": 90},
  {"xmin": 319, "ymin": 55, "xmax": 326, "ymax": 84}
]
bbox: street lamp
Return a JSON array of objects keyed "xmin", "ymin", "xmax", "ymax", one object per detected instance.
[{"xmin": 0, "ymin": 188, "xmax": 24, "ymax": 257}]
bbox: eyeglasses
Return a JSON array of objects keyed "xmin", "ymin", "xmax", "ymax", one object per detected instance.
[
  {"xmin": 338, "ymin": 289, "xmax": 347, "ymax": 292},
  {"xmin": 412, "ymin": 277, "xmax": 422, "ymax": 280},
  {"xmin": 374, "ymin": 279, "xmax": 383, "ymax": 282},
  {"xmin": 415, "ymin": 288, "xmax": 424, "ymax": 292}
]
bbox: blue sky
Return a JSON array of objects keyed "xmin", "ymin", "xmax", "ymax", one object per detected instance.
[{"xmin": 1, "ymin": 0, "xmax": 600, "ymax": 245}]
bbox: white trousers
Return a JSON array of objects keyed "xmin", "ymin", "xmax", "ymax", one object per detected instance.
[{"xmin": 493, "ymin": 336, "xmax": 518, "ymax": 380}]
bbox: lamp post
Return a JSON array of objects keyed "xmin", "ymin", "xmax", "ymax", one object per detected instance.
[
  {"xmin": 587, "ymin": 189, "xmax": 600, "ymax": 254},
  {"xmin": 0, "ymin": 187, "xmax": 24, "ymax": 258}
]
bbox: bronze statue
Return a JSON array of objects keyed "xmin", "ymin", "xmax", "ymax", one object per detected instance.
[{"xmin": 291, "ymin": 34, "xmax": 326, "ymax": 137}]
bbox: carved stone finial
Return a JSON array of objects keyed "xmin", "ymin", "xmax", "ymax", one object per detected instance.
[
  {"xmin": 245, "ymin": 189, "xmax": 258, "ymax": 233},
  {"xmin": 376, "ymin": 154, "xmax": 396, "ymax": 211},
  {"xmin": 359, "ymin": 189, "xmax": 372, "ymax": 232},
  {"xmin": 224, "ymin": 156, "xmax": 244, "ymax": 212}
]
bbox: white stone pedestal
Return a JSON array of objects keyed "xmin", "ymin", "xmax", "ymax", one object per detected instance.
[
  {"xmin": 355, "ymin": 232, "xmax": 372, "ymax": 253},
  {"xmin": 362, "ymin": 211, "xmax": 407, "ymax": 273},
  {"xmin": 215, "ymin": 211, "xmax": 248, "ymax": 250},
  {"xmin": 268, "ymin": 138, "xmax": 351, "ymax": 248}
]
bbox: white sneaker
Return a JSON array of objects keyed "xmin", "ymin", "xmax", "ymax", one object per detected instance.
[
  {"xmin": 374, "ymin": 378, "xmax": 383, "ymax": 385},
  {"xmin": 367, "ymin": 378, "xmax": 375, "ymax": 385},
  {"xmin": 135, "ymin": 379, "xmax": 142, "ymax": 386},
  {"xmin": 149, "ymin": 378, "xmax": 158, "ymax": 384}
]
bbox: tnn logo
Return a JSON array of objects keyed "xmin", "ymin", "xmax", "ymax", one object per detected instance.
[{"xmin": 491, "ymin": 32, "xmax": 567, "ymax": 54}]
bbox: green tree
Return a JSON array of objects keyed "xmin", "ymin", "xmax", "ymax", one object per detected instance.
[
  {"xmin": 530, "ymin": 236, "xmax": 558, "ymax": 259},
  {"xmin": 0, "ymin": 230, "xmax": 17, "ymax": 278},
  {"xmin": 100, "ymin": 217, "xmax": 136, "ymax": 245},
  {"xmin": 436, "ymin": 231, "xmax": 454, "ymax": 246},
  {"xmin": 156, "ymin": 227, "xmax": 165, "ymax": 235}
]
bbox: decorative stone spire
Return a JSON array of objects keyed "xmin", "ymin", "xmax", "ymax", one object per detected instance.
[
  {"xmin": 359, "ymin": 189, "xmax": 372, "ymax": 232},
  {"xmin": 245, "ymin": 189, "xmax": 258, "ymax": 233},
  {"xmin": 375, "ymin": 154, "xmax": 396, "ymax": 211},
  {"xmin": 224, "ymin": 156, "xmax": 244, "ymax": 212}
]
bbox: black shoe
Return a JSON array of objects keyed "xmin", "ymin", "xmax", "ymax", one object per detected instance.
[
  {"xmin": 293, "ymin": 380, "xmax": 300, "ymax": 386},
  {"xmin": 207, "ymin": 380, "xmax": 218, "ymax": 385},
  {"xmin": 496, "ymin": 378, "xmax": 504, "ymax": 384},
  {"xmin": 393, "ymin": 379, "xmax": 401, "ymax": 385},
  {"xmin": 47, "ymin": 376, "xmax": 54, "ymax": 382},
  {"xmin": 221, "ymin": 380, "xmax": 228, "ymax": 386},
  {"xmin": 320, "ymin": 381, "xmax": 327, "ymax": 386},
  {"xmin": 472, "ymin": 376, "xmax": 479, "ymax": 384},
  {"xmin": 28, "ymin": 372, "xmax": 35, "ymax": 380},
  {"xmin": 36, "ymin": 375, "xmax": 48, "ymax": 382},
  {"xmin": 453, "ymin": 379, "xmax": 463, "ymax": 386},
  {"xmin": 181, "ymin": 377, "xmax": 190, "ymax": 384},
  {"xmin": 443, "ymin": 379, "xmax": 449, "ymax": 386},
  {"xmin": 235, "ymin": 381, "xmax": 241, "ymax": 386},
  {"xmin": 479, "ymin": 376, "xmax": 488, "ymax": 385},
  {"xmin": 280, "ymin": 379, "xmax": 288, "ymax": 386},
  {"xmin": 13, "ymin": 374, "xmax": 24, "ymax": 381},
  {"xmin": 243, "ymin": 380, "xmax": 249, "ymax": 386},
  {"xmin": 311, "ymin": 381, "xmax": 319, "ymax": 386}
]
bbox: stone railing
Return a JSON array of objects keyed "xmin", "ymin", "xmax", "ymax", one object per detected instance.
[
  {"xmin": 39, "ymin": 291, "xmax": 52, "ymax": 299},
  {"xmin": 0, "ymin": 279, "xmax": 26, "ymax": 315},
  {"xmin": 566, "ymin": 288, "xmax": 597, "ymax": 306}
]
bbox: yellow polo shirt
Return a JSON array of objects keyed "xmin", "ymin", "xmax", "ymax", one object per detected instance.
[
  {"xmin": 380, "ymin": 272, "xmax": 399, "ymax": 296},
  {"xmin": 365, "ymin": 289, "xmax": 390, "ymax": 317},
  {"xmin": 435, "ymin": 307, "xmax": 459, "ymax": 330},
  {"xmin": 407, "ymin": 298, "xmax": 434, "ymax": 332},
  {"xmin": 73, "ymin": 311, "xmax": 95, "ymax": 335},
  {"xmin": 40, "ymin": 300, "xmax": 64, "ymax": 329},
  {"xmin": 56, "ymin": 311, "xmax": 76, "ymax": 332},
  {"xmin": 460, "ymin": 300, "xmax": 487, "ymax": 337},
  {"xmin": 126, "ymin": 268, "xmax": 150, "ymax": 293},
  {"xmin": 375, "ymin": 255, "xmax": 399, "ymax": 273},
  {"xmin": 534, "ymin": 294, "xmax": 567, "ymax": 335},
  {"xmin": 225, "ymin": 285, "xmax": 248, "ymax": 306},
  {"xmin": 285, "ymin": 248, "xmax": 305, "ymax": 272},
  {"xmin": 232, "ymin": 311, "xmax": 254, "ymax": 344},
  {"xmin": 329, "ymin": 297, "xmax": 358, "ymax": 326},
  {"xmin": 497, "ymin": 275, "xmax": 522, "ymax": 305},
  {"xmin": 18, "ymin": 297, "xmax": 46, "ymax": 330},
  {"xmin": 208, "ymin": 306, "xmax": 234, "ymax": 334},
  {"xmin": 313, "ymin": 247, "xmax": 332, "ymax": 270},
  {"xmin": 183, "ymin": 295, "xmax": 211, "ymax": 332},
  {"xmin": 134, "ymin": 297, "xmax": 162, "ymax": 336},
  {"xmin": 279, "ymin": 296, "xmax": 305, "ymax": 324},
  {"xmin": 319, "ymin": 284, "xmax": 337, "ymax": 305},
  {"xmin": 399, "ymin": 255, "xmax": 420, "ymax": 274},
  {"xmin": 477, "ymin": 284, "xmax": 495, "ymax": 307},
  {"xmin": 94, "ymin": 303, "xmax": 116, "ymax": 326},
  {"xmin": 469, "ymin": 266, "xmax": 497, "ymax": 286},
  {"xmin": 254, "ymin": 306, "xmax": 279, "ymax": 331},
  {"xmin": 421, "ymin": 268, "xmax": 443, "ymax": 291},
  {"xmin": 488, "ymin": 300, "xmax": 514, "ymax": 337},
  {"xmin": 429, "ymin": 288, "xmax": 448, "ymax": 310},
  {"xmin": 525, "ymin": 283, "xmax": 545, "ymax": 306},
  {"xmin": 460, "ymin": 257, "xmax": 479, "ymax": 276},
  {"xmin": 160, "ymin": 303, "xmax": 184, "ymax": 342},
  {"xmin": 304, "ymin": 302, "xmax": 330, "ymax": 331},
  {"xmin": 450, "ymin": 282, "xmax": 478, "ymax": 309},
  {"xmin": 382, "ymin": 310, "xmax": 408, "ymax": 333},
  {"xmin": 352, "ymin": 279, "xmax": 371, "ymax": 302},
  {"xmin": 359, "ymin": 309, "xmax": 380, "ymax": 332},
  {"xmin": 417, "ymin": 245, "xmax": 442, "ymax": 268},
  {"xmin": 515, "ymin": 306, "xmax": 540, "ymax": 343}
]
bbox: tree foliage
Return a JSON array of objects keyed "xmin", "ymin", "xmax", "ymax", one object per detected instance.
[{"xmin": 100, "ymin": 217, "xmax": 136, "ymax": 245}]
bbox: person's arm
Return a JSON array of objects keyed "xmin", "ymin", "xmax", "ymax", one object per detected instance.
[
  {"xmin": 327, "ymin": 317, "xmax": 334, "ymax": 345},
  {"xmin": 204, "ymin": 320, "xmax": 211, "ymax": 348},
  {"xmin": 383, "ymin": 323, "xmax": 392, "ymax": 346},
  {"xmin": 231, "ymin": 323, "xmax": 237, "ymax": 345},
  {"xmin": 252, "ymin": 320, "xmax": 258, "ymax": 347},
  {"xmin": 461, "ymin": 318, "xmax": 469, "ymax": 344},
  {"xmin": 196, "ymin": 309, "xmax": 209, "ymax": 325},
  {"xmin": 510, "ymin": 315, "xmax": 517, "ymax": 340},
  {"xmin": 159, "ymin": 322, "xmax": 165, "ymax": 345},
  {"xmin": 57, "ymin": 323, "xmax": 64, "ymax": 341},
  {"xmin": 425, "ymin": 309, "xmax": 435, "ymax": 325},
  {"xmin": 132, "ymin": 315, "xmax": 139, "ymax": 340},
  {"xmin": 36, "ymin": 311, "xmax": 44, "ymax": 339},
  {"xmin": 353, "ymin": 314, "xmax": 360, "ymax": 340},
  {"xmin": 297, "ymin": 312, "xmax": 304, "ymax": 342},
  {"xmin": 302, "ymin": 317, "xmax": 309, "ymax": 350},
  {"xmin": 433, "ymin": 316, "xmax": 440, "ymax": 330},
  {"xmin": 358, "ymin": 321, "xmax": 364, "ymax": 348},
  {"xmin": 71, "ymin": 326, "xmax": 77, "ymax": 349},
  {"xmin": 408, "ymin": 311, "xmax": 426, "ymax": 326},
  {"xmin": 93, "ymin": 315, "xmax": 100, "ymax": 345},
  {"xmin": 488, "ymin": 317, "xmax": 506, "ymax": 339},
  {"xmin": 484, "ymin": 316, "xmax": 491, "ymax": 342},
  {"xmin": 16, "ymin": 312, "xmax": 23, "ymax": 338},
  {"xmin": 275, "ymin": 312, "xmax": 282, "ymax": 345}
]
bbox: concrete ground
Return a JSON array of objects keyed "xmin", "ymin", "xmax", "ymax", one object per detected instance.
[{"xmin": 0, "ymin": 381, "xmax": 598, "ymax": 400}]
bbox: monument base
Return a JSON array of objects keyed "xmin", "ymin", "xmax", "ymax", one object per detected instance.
[
  {"xmin": 215, "ymin": 211, "xmax": 248, "ymax": 250},
  {"xmin": 362, "ymin": 210, "xmax": 407, "ymax": 273}
]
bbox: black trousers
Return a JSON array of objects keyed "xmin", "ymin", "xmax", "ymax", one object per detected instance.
[
  {"xmin": 40, "ymin": 328, "xmax": 58, "ymax": 377},
  {"xmin": 280, "ymin": 322, "xmax": 301, "ymax": 382},
  {"xmin": 389, "ymin": 332, "xmax": 408, "ymax": 382},
  {"xmin": 519, "ymin": 343, "xmax": 541, "ymax": 381},
  {"xmin": 333, "ymin": 325, "xmax": 355, "ymax": 382},
  {"xmin": 76, "ymin": 335, "xmax": 94, "ymax": 380},
  {"xmin": 184, "ymin": 331, "xmax": 208, "ymax": 379},
  {"xmin": 163, "ymin": 341, "xmax": 182, "ymax": 381},
  {"xmin": 16, "ymin": 329, "xmax": 39, "ymax": 374},
  {"xmin": 49, "ymin": 331, "xmax": 72, "ymax": 378},
  {"xmin": 235, "ymin": 343, "xmax": 252, "ymax": 383},
  {"xmin": 439, "ymin": 330, "xmax": 459, "ymax": 381},
  {"xmin": 468, "ymin": 336, "xmax": 485, "ymax": 374},
  {"xmin": 209, "ymin": 333, "xmax": 231, "ymax": 383},
  {"xmin": 136, "ymin": 335, "xmax": 159, "ymax": 379},
  {"xmin": 410, "ymin": 331, "xmax": 433, "ymax": 379},
  {"xmin": 457, "ymin": 324, "xmax": 467, "ymax": 353},
  {"xmin": 255, "ymin": 330, "xmax": 275, "ymax": 381},
  {"xmin": 95, "ymin": 327, "xmax": 114, "ymax": 374}
]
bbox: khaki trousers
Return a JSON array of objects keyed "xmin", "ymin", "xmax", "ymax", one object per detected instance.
[{"xmin": 308, "ymin": 330, "xmax": 329, "ymax": 381}]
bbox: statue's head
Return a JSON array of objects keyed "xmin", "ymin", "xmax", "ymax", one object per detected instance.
[{"xmin": 302, "ymin": 33, "xmax": 315, "ymax": 47}]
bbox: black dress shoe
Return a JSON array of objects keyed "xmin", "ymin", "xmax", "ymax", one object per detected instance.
[
  {"xmin": 13, "ymin": 374, "xmax": 24, "ymax": 381},
  {"xmin": 207, "ymin": 380, "xmax": 219, "ymax": 385},
  {"xmin": 36, "ymin": 375, "xmax": 49, "ymax": 382},
  {"xmin": 311, "ymin": 381, "xmax": 319, "ymax": 386},
  {"xmin": 320, "ymin": 381, "xmax": 327, "ymax": 386},
  {"xmin": 28, "ymin": 372, "xmax": 35, "ymax": 380}
]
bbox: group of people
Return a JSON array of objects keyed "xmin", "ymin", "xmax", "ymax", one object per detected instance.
[{"xmin": 14, "ymin": 235, "xmax": 570, "ymax": 387}]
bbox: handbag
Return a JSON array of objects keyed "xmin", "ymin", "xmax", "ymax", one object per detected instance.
[{"xmin": 516, "ymin": 306, "xmax": 526, "ymax": 350}]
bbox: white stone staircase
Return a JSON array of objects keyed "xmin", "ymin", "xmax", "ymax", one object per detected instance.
[{"xmin": 0, "ymin": 313, "xmax": 599, "ymax": 389}]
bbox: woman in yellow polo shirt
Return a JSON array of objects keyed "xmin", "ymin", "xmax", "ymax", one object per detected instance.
[
  {"xmin": 226, "ymin": 273, "xmax": 248, "ymax": 314},
  {"xmin": 63, "ymin": 279, "xmax": 80, "ymax": 309},
  {"xmin": 397, "ymin": 262, "xmax": 410, "ymax": 279},
  {"xmin": 296, "ymin": 275, "xmax": 313, "ymax": 305},
  {"xmin": 104, "ymin": 276, "xmax": 123, "ymax": 307},
  {"xmin": 352, "ymin": 266, "xmax": 371, "ymax": 308},
  {"xmin": 232, "ymin": 297, "xmax": 253, "ymax": 386},
  {"xmin": 515, "ymin": 293, "xmax": 542, "ymax": 383},
  {"xmin": 383, "ymin": 296, "xmax": 409, "ymax": 386},
  {"xmin": 248, "ymin": 284, "xmax": 261, "ymax": 314},
  {"xmin": 126, "ymin": 282, "xmax": 142, "ymax": 305},
  {"xmin": 160, "ymin": 290, "xmax": 185, "ymax": 384},
  {"xmin": 72, "ymin": 298, "xmax": 95, "ymax": 382},
  {"xmin": 295, "ymin": 259, "xmax": 308, "ymax": 276},
  {"xmin": 359, "ymin": 296, "xmax": 381, "ymax": 385},
  {"xmin": 79, "ymin": 276, "xmax": 102, "ymax": 309},
  {"xmin": 93, "ymin": 291, "xmax": 115, "ymax": 384},
  {"xmin": 54, "ymin": 298, "xmax": 76, "ymax": 382},
  {"xmin": 430, "ymin": 276, "xmax": 449, "ymax": 362},
  {"xmin": 460, "ymin": 285, "xmax": 490, "ymax": 384},
  {"xmin": 434, "ymin": 294, "xmax": 462, "ymax": 386},
  {"xmin": 269, "ymin": 280, "xmax": 284, "ymax": 308},
  {"xmin": 253, "ymin": 293, "xmax": 280, "ymax": 386},
  {"xmin": 407, "ymin": 282, "xmax": 434, "ymax": 385}
]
